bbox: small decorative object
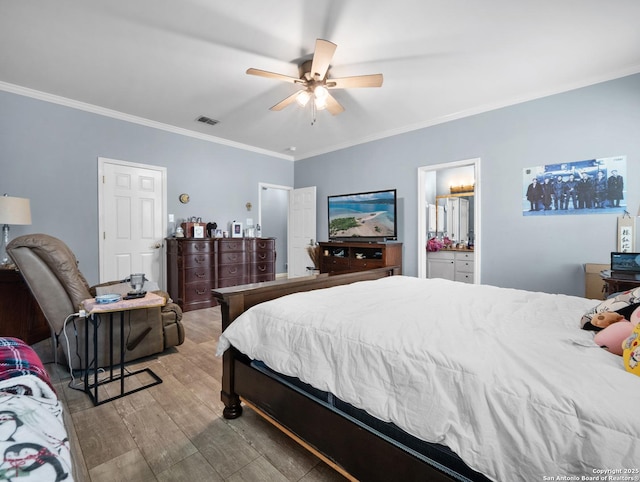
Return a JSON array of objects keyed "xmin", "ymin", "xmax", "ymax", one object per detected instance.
[
  {"xmin": 231, "ymin": 221, "xmax": 243, "ymax": 238},
  {"xmin": 193, "ymin": 224, "xmax": 204, "ymax": 238},
  {"xmin": 175, "ymin": 226, "xmax": 184, "ymax": 238},
  {"xmin": 179, "ymin": 193, "xmax": 190, "ymax": 204},
  {"xmin": 427, "ymin": 237, "xmax": 443, "ymax": 252},
  {"xmin": 122, "ymin": 273, "xmax": 147, "ymax": 299},
  {"xmin": 306, "ymin": 244, "xmax": 322, "ymax": 269},
  {"xmin": 96, "ymin": 293, "xmax": 122, "ymax": 304}
]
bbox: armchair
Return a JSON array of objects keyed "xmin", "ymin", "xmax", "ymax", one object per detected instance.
[{"xmin": 7, "ymin": 234, "xmax": 184, "ymax": 370}]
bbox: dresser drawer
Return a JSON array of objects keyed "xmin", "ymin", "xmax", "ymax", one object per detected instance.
[
  {"xmin": 178, "ymin": 240, "xmax": 213, "ymax": 255},
  {"xmin": 217, "ymin": 277, "xmax": 248, "ymax": 288},
  {"xmin": 181, "ymin": 253, "xmax": 212, "ymax": 268},
  {"xmin": 219, "ymin": 264, "xmax": 247, "ymax": 279},
  {"xmin": 218, "ymin": 240, "xmax": 246, "ymax": 253},
  {"xmin": 184, "ymin": 267, "xmax": 214, "ymax": 283},
  {"xmin": 251, "ymin": 262, "xmax": 274, "ymax": 277},
  {"xmin": 351, "ymin": 258, "xmax": 383, "ymax": 270},
  {"xmin": 455, "ymin": 272, "xmax": 474, "ymax": 284},
  {"xmin": 253, "ymin": 238, "xmax": 275, "ymax": 250},
  {"xmin": 454, "ymin": 251, "xmax": 474, "ymax": 261},
  {"xmin": 219, "ymin": 252, "xmax": 247, "ymax": 265},
  {"xmin": 182, "ymin": 281, "xmax": 213, "ymax": 304},
  {"xmin": 250, "ymin": 250, "xmax": 275, "ymax": 263},
  {"xmin": 455, "ymin": 260, "xmax": 474, "ymax": 273}
]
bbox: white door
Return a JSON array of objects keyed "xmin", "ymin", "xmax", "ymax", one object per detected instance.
[
  {"xmin": 98, "ymin": 158, "xmax": 167, "ymax": 286},
  {"xmin": 288, "ymin": 186, "xmax": 316, "ymax": 278}
]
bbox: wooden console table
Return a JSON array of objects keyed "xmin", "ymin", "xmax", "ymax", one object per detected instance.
[{"xmin": 318, "ymin": 241, "xmax": 402, "ymax": 275}]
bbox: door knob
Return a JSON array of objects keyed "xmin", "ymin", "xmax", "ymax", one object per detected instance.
[{"xmin": 153, "ymin": 243, "xmax": 162, "ymax": 249}]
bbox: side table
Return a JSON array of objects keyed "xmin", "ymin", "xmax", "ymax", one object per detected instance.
[
  {"xmin": 600, "ymin": 272, "xmax": 640, "ymax": 297},
  {"xmin": 81, "ymin": 292, "xmax": 166, "ymax": 405},
  {"xmin": 0, "ymin": 267, "xmax": 50, "ymax": 344}
]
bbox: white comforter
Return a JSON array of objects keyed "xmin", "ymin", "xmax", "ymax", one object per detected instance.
[{"xmin": 217, "ymin": 276, "xmax": 640, "ymax": 482}]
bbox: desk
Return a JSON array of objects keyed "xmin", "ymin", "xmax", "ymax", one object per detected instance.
[
  {"xmin": 600, "ymin": 272, "xmax": 640, "ymax": 297},
  {"xmin": 82, "ymin": 293, "xmax": 165, "ymax": 405}
]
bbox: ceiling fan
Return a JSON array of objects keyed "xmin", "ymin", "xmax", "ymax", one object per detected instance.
[{"xmin": 247, "ymin": 39, "xmax": 383, "ymax": 118}]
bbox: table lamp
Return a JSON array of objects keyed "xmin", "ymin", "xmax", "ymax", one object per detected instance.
[{"xmin": 0, "ymin": 194, "xmax": 32, "ymax": 266}]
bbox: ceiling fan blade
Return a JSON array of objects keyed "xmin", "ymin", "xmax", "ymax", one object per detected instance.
[
  {"xmin": 269, "ymin": 91, "xmax": 301, "ymax": 111},
  {"xmin": 310, "ymin": 39, "xmax": 337, "ymax": 81},
  {"xmin": 328, "ymin": 73, "xmax": 383, "ymax": 89},
  {"xmin": 246, "ymin": 68, "xmax": 304, "ymax": 84},
  {"xmin": 324, "ymin": 94, "xmax": 344, "ymax": 116}
]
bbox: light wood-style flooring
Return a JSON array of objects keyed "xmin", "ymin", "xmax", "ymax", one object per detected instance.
[{"xmin": 34, "ymin": 306, "xmax": 347, "ymax": 482}]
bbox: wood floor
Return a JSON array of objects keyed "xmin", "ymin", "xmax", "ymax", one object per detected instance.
[{"xmin": 34, "ymin": 306, "xmax": 347, "ymax": 482}]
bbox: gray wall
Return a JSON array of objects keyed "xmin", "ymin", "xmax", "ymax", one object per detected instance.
[
  {"xmin": 2, "ymin": 74, "xmax": 638, "ymax": 296},
  {"xmin": 295, "ymin": 74, "xmax": 640, "ymax": 297},
  {"xmin": 0, "ymin": 90, "xmax": 294, "ymax": 285}
]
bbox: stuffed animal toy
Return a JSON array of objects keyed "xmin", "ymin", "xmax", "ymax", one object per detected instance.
[
  {"xmin": 591, "ymin": 304, "xmax": 640, "ymax": 356},
  {"xmin": 622, "ymin": 321, "xmax": 640, "ymax": 376},
  {"xmin": 595, "ymin": 321, "xmax": 634, "ymax": 355},
  {"xmin": 591, "ymin": 312, "xmax": 625, "ymax": 329}
]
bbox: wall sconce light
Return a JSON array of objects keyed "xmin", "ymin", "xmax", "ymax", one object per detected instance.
[{"xmin": 450, "ymin": 184, "xmax": 475, "ymax": 194}]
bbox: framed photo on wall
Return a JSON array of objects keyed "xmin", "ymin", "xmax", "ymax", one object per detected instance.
[{"xmin": 522, "ymin": 155, "xmax": 627, "ymax": 216}]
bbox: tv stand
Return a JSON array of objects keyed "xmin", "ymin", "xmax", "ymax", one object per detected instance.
[{"xmin": 318, "ymin": 241, "xmax": 402, "ymax": 275}]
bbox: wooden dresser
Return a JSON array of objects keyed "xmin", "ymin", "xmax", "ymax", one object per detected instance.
[
  {"xmin": 318, "ymin": 241, "xmax": 402, "ymax": 275},
  {"xmin": 0, "ymin": 268, "xmax": 50, "ymax": 344},
  {"xmin": 166, "ymin": 238, "xmax": 276, "ymax": 312}
]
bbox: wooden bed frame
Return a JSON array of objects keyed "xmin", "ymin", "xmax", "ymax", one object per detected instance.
[{"xmin": 213, "ymin": 268, "xmax": 486, "ymax": 482}]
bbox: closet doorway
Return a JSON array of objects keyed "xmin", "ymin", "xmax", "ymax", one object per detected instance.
[{"xmin": 417, "ymin": 158, "xmax": 481, "ymax": 281}]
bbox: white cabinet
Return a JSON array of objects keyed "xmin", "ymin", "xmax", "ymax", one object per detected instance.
[
  {"xmin": 427, "ymin": 251, "xmax": 454, "ymax": 279},
  {"xmin": 454, "ymin": 251, "xmax": 474, "ymax": 283},
  {"xmin": 428, "ymin": 250, "xmax": 474, "ymax": 283}
]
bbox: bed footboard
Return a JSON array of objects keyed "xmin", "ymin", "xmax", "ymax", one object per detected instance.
[{"xmin": 213, "ymin": 267, "xmax": 400, "ymax": 419}]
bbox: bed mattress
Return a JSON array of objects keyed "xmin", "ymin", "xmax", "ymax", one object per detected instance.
[{"xmin": 218, "ymin": 276, "xmax": 637, "ymax": 482}]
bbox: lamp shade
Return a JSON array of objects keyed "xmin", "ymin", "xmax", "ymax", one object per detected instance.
[{"xmin": 0, "ymin": 196, "xmax": 32, "ymax": 225}]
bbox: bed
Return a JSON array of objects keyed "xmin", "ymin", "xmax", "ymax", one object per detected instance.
[
  {"xmin": 214, "ymin": 268, "xmax": 639, "ymax": 482},
  {"xmin": 0, "ymin": 337, "xmax": 74, "ymax": 481}
]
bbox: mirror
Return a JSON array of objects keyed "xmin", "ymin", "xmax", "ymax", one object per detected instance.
[{"xmin": 435, "ymin": 193, "xmax": 474, "ymax": 243}]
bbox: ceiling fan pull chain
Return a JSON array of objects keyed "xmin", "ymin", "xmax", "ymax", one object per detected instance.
[{"xmin": 311, "ymin": 101, "xmax": 317, "ymax": 126}]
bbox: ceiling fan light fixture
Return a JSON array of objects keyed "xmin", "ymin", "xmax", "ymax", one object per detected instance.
[
  {"xmin": 314, "ymin": 96, "xmax": 327, "ymax": 110},
  {"xmin": 314, "ymin": 85, "xmax": 328, "ymax": 100},
  {"xmin": 296, "ymin": 90, "xmax": 311, "ymax": 107}
]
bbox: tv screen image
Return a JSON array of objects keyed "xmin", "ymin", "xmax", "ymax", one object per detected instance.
[{"xmin": 328, "ymin": 189, "xmax": 397, "ymax": 240}]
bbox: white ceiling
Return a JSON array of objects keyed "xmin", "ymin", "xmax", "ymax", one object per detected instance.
[{"xmin": 1, "ymin": 1, "xmax": 639, "ymax": 160}]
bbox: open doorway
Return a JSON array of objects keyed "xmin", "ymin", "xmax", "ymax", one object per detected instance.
[
  {"xmin": 259, "ymin": 183, "xmax": 291, "ymax": 278},
  {"xmin": 417, "ymin": 158, "xmax": 481, "ymax": 280}
]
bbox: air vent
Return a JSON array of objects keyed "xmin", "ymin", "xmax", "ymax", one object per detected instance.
[{"xmin": 196, "ymin": 116, "xmax": 219, "ymax": 126}]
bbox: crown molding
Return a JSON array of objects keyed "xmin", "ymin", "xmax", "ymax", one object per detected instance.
[{"xmin": 0, "ymin": 81, "xmax": 294, "ymax": 162}]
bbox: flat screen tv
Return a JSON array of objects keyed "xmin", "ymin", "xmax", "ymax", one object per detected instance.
[{"xmin": 328, "ymin": 189, "xmax": 397, "ymax": 241}]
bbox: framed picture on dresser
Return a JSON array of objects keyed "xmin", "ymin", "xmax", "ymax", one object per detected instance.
[{"xmin": 231, "ymin": 222, "xmax": 243, "ymax": 238}]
